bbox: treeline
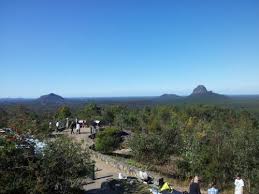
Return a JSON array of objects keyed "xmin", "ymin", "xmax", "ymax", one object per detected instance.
[{"xmin": 0, "ymin": 105, "xmax": 73, "ymax": 135}]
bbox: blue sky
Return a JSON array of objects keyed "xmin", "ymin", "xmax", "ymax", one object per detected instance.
[{"xmin": 0, "ymin": 0, "xmax": 259, "ymax": 97}]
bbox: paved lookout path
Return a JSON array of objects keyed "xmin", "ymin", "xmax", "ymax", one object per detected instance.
[{"xmin": 65, "ymin": 127, "xmax": 128, "ymax": 192}]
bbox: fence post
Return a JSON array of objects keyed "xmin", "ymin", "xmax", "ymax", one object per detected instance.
[{"xmin": 91, "ymin": 163, "xmax": 95, "ymax": 180}]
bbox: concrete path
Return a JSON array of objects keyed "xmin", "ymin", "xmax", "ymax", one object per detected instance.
[{"xmin": 66, "ymin": 127, "xmax": 126, "ymax": 192}]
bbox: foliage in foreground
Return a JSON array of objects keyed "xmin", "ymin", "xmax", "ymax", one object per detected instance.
[
  {"xmin": 1, "ymin": 102, "xmax": 259, "ymax": 192},
  {"xmin": 129, "ymin": 106, "xmax": 259, "ymax": 193},
  {"xmin": 0, "ymin": 136, "xmax": 93, "ymax": 194},
  {"xmin": 77, "ymin": 104, "xmax": 259, "ymax": 192}
]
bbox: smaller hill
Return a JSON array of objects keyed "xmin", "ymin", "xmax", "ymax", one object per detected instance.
[
  {"xmin": 37, "ymin": 93, "xmax": 65, "ymax": 105},
  {"xmin": 153, "ymin": 93, "xmax": 182, "ymax": 103},
  {"xmin": 160, "ymin": 94, "xmax": 181, "ymax": 99}
]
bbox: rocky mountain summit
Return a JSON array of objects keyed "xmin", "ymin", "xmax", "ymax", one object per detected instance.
[
  {"xmin": 188, "ymin": 85, "xmax": 228, "ymax": 102},
  {"xmin": 191, "ymin": 85, "xmax": 213, "ymax": 96},
  {"xmin": 192, "ymin": 85, "xmax": 208, "ymax": 94}
]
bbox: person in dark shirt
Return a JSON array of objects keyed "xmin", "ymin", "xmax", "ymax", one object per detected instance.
[
  {"xmin": 189, "ymin": 176, "xmax": 201, "ymax": 194},
  {"xmin": 70, "ymin": 121, "xmax": 75, "ymax": 134}
]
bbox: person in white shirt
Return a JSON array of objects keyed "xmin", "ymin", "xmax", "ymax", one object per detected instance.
[
  {"xmin": 234, "ymin": 174, "xmax": 244, "ymax": 194},
  {"xmin": 56, "ymin": 121, "xmax": 59, "ymax": 132},
  {"xmin": 139, "ymin": 171, "xmax": 148, "ymax": 181},
  {"xmin": 118, "ymin": 173, "xmax": 126, "ymax": 179},
  {"xmin": 76, "ymin": 122, "xmax": 80, "ymax": 134},
  {"xmin": 208, "ymin": 183, "xmax": 218, "ymax": 194}
]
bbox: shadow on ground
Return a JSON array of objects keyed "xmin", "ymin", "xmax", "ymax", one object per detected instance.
[
  {"xmin": 84, "ymin": 178, "xmax": 149, "ymax": 194},
  {"xmin": 85, "ymin": 189, "xmax": 120, "ymax": 194},
  {"xmin": 94, "ymin": 175, "xmax": 113, "ymax": 180}
]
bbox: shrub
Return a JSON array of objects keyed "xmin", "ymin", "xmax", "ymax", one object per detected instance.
[
  {"xmin": 39, "ymin": 137, "xmax": 93, "ymax": 193},
  {"xmin": 0, "ymin": 136, "xmax": 93, "ymax": 194},
  {"xmin": 129, "ymin": 127, "xmax": 180, "ymax": 165},
  {"xmin": 95, "ymin": 128, "xmax": 122, "ymax": 153},
  {"xmin": 129, "ymin": 133, "xmax": 169, "ymax": 164},
  {"xmin": 55, "ymin": 106, "xmax": 72, "ymax": 120}
]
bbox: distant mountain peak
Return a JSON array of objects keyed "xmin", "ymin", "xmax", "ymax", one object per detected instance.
[
  {"xmin": 188, "ymin": 85, "xmax": 228, "ymax": 102},
  {"xmin": 38, "ymin": 93, "xmax": 64, "ymax": 105},
  {"xmin": 154, "ymin": 93, "xmax": 181, "ymax": 103},
  {"xmin": 192, "ymin": 85, "xmax": 209, "ymax": 95}
]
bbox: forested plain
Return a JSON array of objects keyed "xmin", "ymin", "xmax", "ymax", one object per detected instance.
[{"xmin": 0, "ymin": 100, "xmax": 259, "ymax": 193}]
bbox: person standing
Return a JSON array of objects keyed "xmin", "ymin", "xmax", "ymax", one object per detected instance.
[
  {"xmin": 234, "ymin": 174, "xmax": 244, "ymax": 194},
  {"xmin": 70, "ymin": 121, "xmax": 75, "ymax": 134},
  {"xmin": 56, "ymin": 121, "xmax": 59, "ymax": 132},
  {"xmin": 189, "ymin": 176, "xmax": 201, "ymax": 194},
  {"xmin": 76, "ymin": 122, "xmax": 80, "ymax": 134},
  {"xmin": 66, "ymin": 118, "xmax": 69, "ymax": 129},
  {"xmin": 189, "ymin": 176, "xmax": 194, "ymax": 193},
  {"xmin": 208, "ymin": 183, "xmax": 218, "ymax": 194},
  {"xmin": 49, "ymin": 122, "xmax": 52, "ymax": 130}
]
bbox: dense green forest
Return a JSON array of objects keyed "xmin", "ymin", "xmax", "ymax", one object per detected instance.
[
  {"xmin": 75, "ymin": 104, "xmax": 259, "ymax": 192},
  {"xmin": 1, "ymin": 103, "xmax": 259, "ymax": 193}
]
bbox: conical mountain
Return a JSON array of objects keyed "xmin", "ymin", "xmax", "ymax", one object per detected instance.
[{"xmin": 37, "ymin": 93, "xmax": 65, "ymax": 105}]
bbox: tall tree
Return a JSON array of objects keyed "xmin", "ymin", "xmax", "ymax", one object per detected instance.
[{"xmin": 55, "ymin": 106, "xmax": 72, "ymax": 120}]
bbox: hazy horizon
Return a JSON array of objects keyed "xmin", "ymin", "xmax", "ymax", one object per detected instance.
[
  {"xmin": 1, "ymin": 86, "xmax": 259, "ymax": 99},
  {"xmin": 1, "ymin": 1, "xmax": 259, "ymax": 97}
]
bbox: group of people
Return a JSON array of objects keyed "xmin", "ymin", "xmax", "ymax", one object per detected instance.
[
  {"xmin": 189, "ymin": 175, "xmax": 244, "ymax": 194},
  {"xmin": 49, "ymin": 119, "xmax": 81, "ymax": 134},
  {"xmin": 148, "ymin": 174, "xmax": 245, "ymax": 194},
  {"xmin": 189, "ymin": 174, "xmax": 244, "ymax": 194}
]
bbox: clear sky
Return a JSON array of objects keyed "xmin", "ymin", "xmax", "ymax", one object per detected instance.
[{"xmin": 0, "ymin": 0, "xmax": 259, "ymax": 97}]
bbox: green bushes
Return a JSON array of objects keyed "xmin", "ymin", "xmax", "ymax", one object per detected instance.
[
  {"xmin": 128, "ymin": 106, "xmax": 259, "ymax": 192},
  {"xmin": 0, "ymin": 108, "xmax": 8, "ymax": 128},
  {"xmin": 95, "ymin": 127, "xmax": 122, "ymax": 153},
  {"xmin": 6, "ymin": 105, "xmax": 38, "ymax": 134},
  {"xmin": 0, "ymin": 136, "xmax": 93, "ymax": 194},
  {"xmin": 177, "ymin": 109, "xmax": 259, "ymax": 191},
  {"xmin": 129, "ymin": 127, "xmax": 180, "ymax": 164},
  {"xmin": 1, "ymin": 103, "xmax": 259, "ymax": 192},
  {"xmin": 39, "ymin": 137, "xmax": 93, "ymax": 193},
  {"xmin": 55, "ymin": 106, "xmax": 72, "ymax": 120},
  {"xmin": 129, "ymin": 133, "xmax": 167, "ymax": 164}
]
